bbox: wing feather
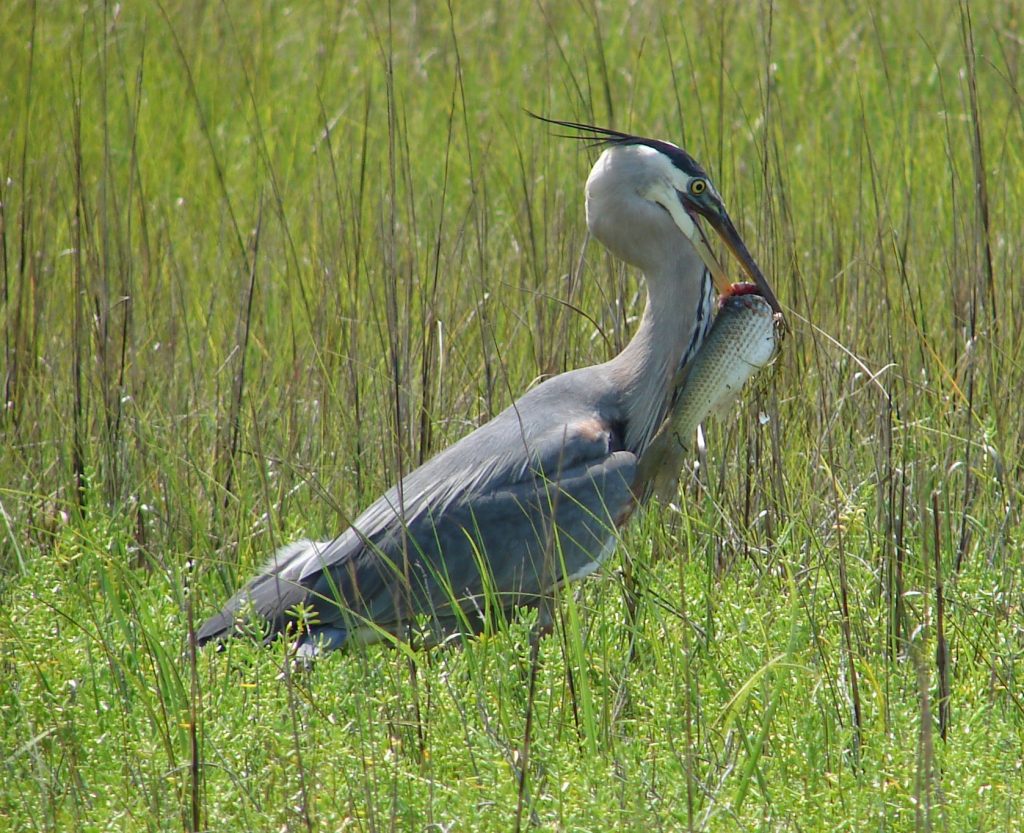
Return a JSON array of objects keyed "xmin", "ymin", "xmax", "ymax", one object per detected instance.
[{"xmin": 198, "ymin": 369, "xmax": 636, "ymax": 647}]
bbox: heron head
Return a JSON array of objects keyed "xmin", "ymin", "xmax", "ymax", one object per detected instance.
[{"xmin": 532, "ymin": 115, "xmax": 782, "ymax": 319}]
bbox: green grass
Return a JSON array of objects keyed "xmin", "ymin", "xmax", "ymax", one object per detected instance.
[{"xmin": 2, "ymin": 0, "xmax": 1023, "ymax": 830}]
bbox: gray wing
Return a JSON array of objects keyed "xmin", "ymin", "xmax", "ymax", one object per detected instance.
[{"xmin": 198, "ymin": 372, "xmax": 637, "ymax": 648}]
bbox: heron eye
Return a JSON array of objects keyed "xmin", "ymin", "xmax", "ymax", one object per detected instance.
[{"xmin": 690, "ymin": 178, "xmax": 707, "ymax": 196}]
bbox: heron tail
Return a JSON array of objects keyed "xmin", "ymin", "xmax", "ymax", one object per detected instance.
[{"xmin": 196, "ymin": 539, "xmax": 323, "ymax": 647}]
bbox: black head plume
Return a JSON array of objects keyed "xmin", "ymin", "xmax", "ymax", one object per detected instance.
[{"xmin": 527, "ymin": 112, "xmax": 708, "ymax": 180}]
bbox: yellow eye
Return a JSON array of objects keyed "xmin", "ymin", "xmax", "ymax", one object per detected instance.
[{"xmin": 690, "ymin": 178, "xmax": 707, "ymax": 196}]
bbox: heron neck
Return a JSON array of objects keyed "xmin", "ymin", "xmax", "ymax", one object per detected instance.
[{"xmin": 608, "ymin": 252, "xmax": 712, "ymax": 453}]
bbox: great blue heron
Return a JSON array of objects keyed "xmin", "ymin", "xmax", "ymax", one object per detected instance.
[{"xmin": 197, "ymin": 117, "xmax": 782, "ymax": 654}]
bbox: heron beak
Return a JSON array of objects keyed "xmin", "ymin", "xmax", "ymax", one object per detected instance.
[
  {"xmin": 686, "ymin": 222, "xmax": 734, "ymax": 298},
  {"xmin": 700, "ymin": 208, "xmax": 783, "ymax": 318}
]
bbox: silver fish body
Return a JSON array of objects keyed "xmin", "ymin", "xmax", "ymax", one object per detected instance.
[{"xmin": 638, "ymin": 291, "xmax": 779, "ymax": 501}]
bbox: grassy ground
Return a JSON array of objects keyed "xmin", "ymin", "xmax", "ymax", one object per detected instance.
[{"xmin": 2, "ymin": 1, "xmax": 1023, "ymax": 830}]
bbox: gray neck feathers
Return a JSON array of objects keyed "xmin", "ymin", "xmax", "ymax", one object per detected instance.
[{"xmin": 607, "ymin": 247, "xmax": 713, "ymax": 453}]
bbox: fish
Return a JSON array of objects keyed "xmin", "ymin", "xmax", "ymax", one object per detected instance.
[{"xmin": 637, "ymin": 285, "xmax": 781, "ymax": 501}]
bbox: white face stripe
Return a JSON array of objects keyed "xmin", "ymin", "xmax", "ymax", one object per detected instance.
[
  {"xmin": 642, "ymin": 179, "xmax": 697, "ymax": 241},
  {"xmin": 625, "ymin": 145, "xmax": 703, "ymax": 242},
  {"xmin": 642, "ymin": 177, "xmax": 732, "ymax": 294},
  {"xmin": 630, "ymin": 142, "xmax": 724, "ymax": 207}
]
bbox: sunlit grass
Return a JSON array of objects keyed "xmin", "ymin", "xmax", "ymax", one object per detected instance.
[{"xmin": 2, "ymin": 1, "xmax": 1022, "ymax": 830}]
